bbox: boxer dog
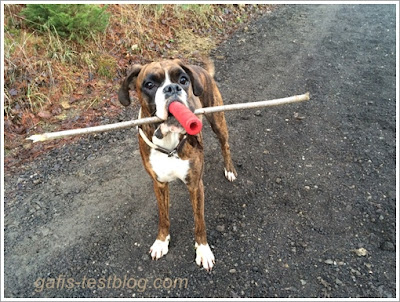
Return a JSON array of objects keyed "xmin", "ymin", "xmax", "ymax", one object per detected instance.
[{"xmin": 118, "ymin": 59, "xmax": 237, "ymax": 271}]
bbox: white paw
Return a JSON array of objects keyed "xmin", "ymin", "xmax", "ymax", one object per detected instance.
[
  {"xmin": 195, "ymin": 243, "xmax": 215, "ymax": 271},
  {"xmin": 224, "ymin": 168, "xmax": 237, "ymax": 182},
  {"xmin": 149, "ymin": 235, "xmax": 170, "ymax": 260}
]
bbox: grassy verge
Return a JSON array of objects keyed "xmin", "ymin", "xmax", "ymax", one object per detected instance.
[{"xmin": 3, "ymin": 4, "xmax": 273, "ymax": 169}]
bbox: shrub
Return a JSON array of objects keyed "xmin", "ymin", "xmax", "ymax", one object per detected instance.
[{"xmin": 20, "ymin": 4, "xmax": 110, "ymax": 42}]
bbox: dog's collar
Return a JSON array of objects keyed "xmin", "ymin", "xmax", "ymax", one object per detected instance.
[{"xmin": 137, "ymin": 109, "xmax": 187, "ymax": 158}]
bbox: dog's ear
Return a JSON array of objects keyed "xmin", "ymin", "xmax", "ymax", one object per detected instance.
[
  {"xmin": 118, "ymin": 64, "xmax": 143, "ymax": 106},
  {"xmin": 177, "ymin": 61, "xmax": 204, "ymax": 97}
]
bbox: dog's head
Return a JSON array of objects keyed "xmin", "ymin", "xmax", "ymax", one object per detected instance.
[{"xmin": 118, "ymin": 59, "xmax": 204, "ymax": 122}]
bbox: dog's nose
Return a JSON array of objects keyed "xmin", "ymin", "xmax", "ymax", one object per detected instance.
[{"xmin": 163, "ymin": 84, "xmax": 182, "ymax": 98}]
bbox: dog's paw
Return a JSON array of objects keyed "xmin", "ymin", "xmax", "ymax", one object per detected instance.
[
  {"xmin": 149, "ymin": 235, "xmax": 170, "ymax": 260},
  {"xmin": 195, "ymin": 243, "xmax": 215, "ymax": 271},
  {"xmin": 224, "ymin": 168, "xmax": 237, "ymax": 182}
]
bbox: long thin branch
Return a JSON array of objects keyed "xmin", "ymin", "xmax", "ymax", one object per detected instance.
[{"xmin": 27, "ymin": 92, "xmax": 309, "ymax": 143}]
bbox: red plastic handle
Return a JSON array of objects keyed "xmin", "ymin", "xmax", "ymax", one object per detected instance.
[{"xmin": 168, "ymin": 102, "xmax": 202, "ymax": 135}]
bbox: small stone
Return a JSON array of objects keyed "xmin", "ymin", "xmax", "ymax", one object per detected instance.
[
  {"xmin": 255, "ymin": 110, "xmax": 262, "ymax": 116},
  {"xmin": 350, "ymin": 268, "xmax": 361, "ymax": 276},
  {"xmin": 293, "ymin": 112, "xmax": 305, "ymax": 120},
  {"xmin": 304, "ymin": 185, "xmax": 311, "ymax": 190},
  {"xmin": 324, "ymin": 259, "xmax": 334, "ymax": 265},
  {"xmin": 335, "ymin": 278, "xmax": 343, "ymax": 286},
  {"xmin": 216, "ymin": 225, "xmax": 225, "ymax": 232},
  {"xmin": 41, "ymin": 227, "xmax": 50, "ymax": 236},
  {"xmin": 378, "ymin": 285, "xmax": 393, "ymax": 298},
  {"xmin": 229, "ymin": 269, "xmax": 237, "ymax": 274},
  {"xmin": 380, "ymin": 241, "xmax": 395, "ymax": 252},
  {"xmin": 300, "ymin": 279, "xmax": 307, "ymax": 286},
  {"xmin": 388, "ymin": 191, "xmax": 396, "ymax": 200},
  {"xmin": 353, "ymin": 247, "xmax": 368, "ymax": 257},
  {"xmin": 275, "ymin": 177, "xmax": 282, "ymax": 184}
]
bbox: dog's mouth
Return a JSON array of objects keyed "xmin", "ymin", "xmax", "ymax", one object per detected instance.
[
  {"xmin": 166, "ymin": 98, "xmax": 189, "ymax": 125},
  {"xmin": 166, "ymin": 97, "xmax": 186, "ymax": 112},
  {"xmin": 153, "ymin": 97, "xmax": 195, "ymax": 139},
  {"xmin": 154, "ymin": 120, "xmax": 184, "ymax": 139},
  {"xmin": 154, "ymin": 100, "xmax": 186, "ymax": 139}
]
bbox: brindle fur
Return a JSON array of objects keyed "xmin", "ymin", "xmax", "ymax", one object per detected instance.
[{"xmin": 118, "ymin": 59, "xmax": 236, "ymax": 249}]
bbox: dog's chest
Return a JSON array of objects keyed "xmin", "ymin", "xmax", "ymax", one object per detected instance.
[{"xmin": 149, "ymin": 132, "xmax": 190, "ymax": 183}]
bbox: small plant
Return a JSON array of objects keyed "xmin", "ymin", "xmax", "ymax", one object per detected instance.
[
  {"xmin": 97, "ymin": 55, "xmax": 117, "ymax": 79},
  {"xmin": 21, "ymin": 4, "xmax": 110, "ymax": 43}
]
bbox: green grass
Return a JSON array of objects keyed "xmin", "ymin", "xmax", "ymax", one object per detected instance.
[{"xmin": 20, "ymin": 4, "xmax": 110, "ymax": 43}]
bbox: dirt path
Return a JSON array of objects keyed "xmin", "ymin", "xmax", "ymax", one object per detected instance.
[{"xmin": 3, "ymin": 5, "xmax": 397, "ymax": 298}]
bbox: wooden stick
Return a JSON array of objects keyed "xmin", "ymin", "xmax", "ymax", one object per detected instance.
[{"xmin": 27, "ymin": 92, "xmax": 309, "ymax": 143}]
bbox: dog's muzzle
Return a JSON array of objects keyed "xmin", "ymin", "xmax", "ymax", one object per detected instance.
[
  {"xmin": 163, "ymin": 84, "xmax": 182, "ymax": 100},
  {"xmin": 155, "ymin": 82, "xmax": 189, "ymax": 120}
]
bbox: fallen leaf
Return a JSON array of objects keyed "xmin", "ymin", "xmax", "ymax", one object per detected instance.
[
  {"xmin": 61, "ymin": 101, "xmax": 71, "ymax": 109},
  {"xmin": 38, "ymin": 111, "xmax": 52, "ymax": 119},
  {"xmin": 55, "ymin": 114, "xmax": 68, "ymax": 121}
]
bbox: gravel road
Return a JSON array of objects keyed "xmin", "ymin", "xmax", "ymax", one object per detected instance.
[{"xmin": 3, "ymin": 4, "xmax": 397, "ymax": 298}]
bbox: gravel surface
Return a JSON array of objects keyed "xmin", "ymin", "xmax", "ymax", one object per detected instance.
[{"xmin": 3, "ymin": 4, "xmax": 397, "ymax": 298}]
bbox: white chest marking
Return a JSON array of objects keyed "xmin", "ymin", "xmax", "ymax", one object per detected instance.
[
  {"xmin": 149, "ymin": 132, "xmax": 190, "ymax": 183},
  {"xmin": 150, "ymin": 151, "xmax": 190, "ymax": 183}
]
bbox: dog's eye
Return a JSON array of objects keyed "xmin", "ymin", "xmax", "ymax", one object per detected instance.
[
  {"xmin": 179, "ymin": 76, "xmax": 189, "ymax": 85},
  {"xmin": 145, "ymin": 82, "xmax": 155, "ymax": 89}
]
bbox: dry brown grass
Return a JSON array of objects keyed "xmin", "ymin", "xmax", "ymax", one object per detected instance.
[{"xmin": 3, "ymin": 3, "xmax": 273, "ymax": 166}]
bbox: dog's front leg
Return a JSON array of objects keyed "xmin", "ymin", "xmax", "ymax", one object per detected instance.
[
  {"xmin": 189, "ymin": 179, "xmax": 215, "ymax": 271},
  {"xmin": 149, "ymin": 180, "xmax": 170, "ymax": 260}
]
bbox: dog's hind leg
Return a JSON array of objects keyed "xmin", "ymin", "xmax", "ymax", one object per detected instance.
[{"xmin": 205, "ymin": 110, "xmax": 237, "ymax": 182}]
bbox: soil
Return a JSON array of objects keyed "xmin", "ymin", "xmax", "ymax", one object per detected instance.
[{"xmin": 3, "ymin": 4, "xmax": 397, "ymax": 298}]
